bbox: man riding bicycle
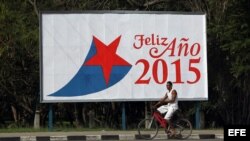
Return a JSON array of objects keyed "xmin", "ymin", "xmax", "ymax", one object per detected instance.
[{"xmin": 152, "ymin": 81, "xmax": 178, "ymax": 135}]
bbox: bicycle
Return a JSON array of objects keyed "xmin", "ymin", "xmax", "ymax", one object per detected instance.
[{"xmin": 137, "ymin": 109, "xmax": 192, "ymax": 140}]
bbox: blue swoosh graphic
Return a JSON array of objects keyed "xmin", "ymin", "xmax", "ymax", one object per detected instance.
[{"xmin": 49, "ymin": 39, "xmax": 132, "ymax": 97}]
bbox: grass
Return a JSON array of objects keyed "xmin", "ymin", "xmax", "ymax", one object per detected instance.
[
  {"xmin": 0, "ymin": 128, "xmax": 48, "ymax": 133},
  {"xmin": 0, "ymin": 127, "xmax": 127, "ymax": 133},
  {"xmin": 0, "ymin": 121, "xmax": 126, "ymax": 132}
]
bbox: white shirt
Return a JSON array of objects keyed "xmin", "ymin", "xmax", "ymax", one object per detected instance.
[{"xmin": 167, "ymin": 88, "xmax": 178, "ymax": 109}]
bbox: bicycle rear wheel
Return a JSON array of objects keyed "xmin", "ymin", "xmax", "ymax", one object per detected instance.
[
  {"xmin": 173, "ymin": 118, "xmax": 192, "ymax": 139},
  {"xmin": 137, "ymin": 118, "xmax": 159, "ymax": 140}
]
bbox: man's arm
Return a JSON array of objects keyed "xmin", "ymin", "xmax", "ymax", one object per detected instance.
[
  {"xmin": 153, "ymin": 93, "xmax": 168, "ymax": 108},
  {"xmin": 164, "ymin": 90, "xmax": 177, "ymax": 103}
]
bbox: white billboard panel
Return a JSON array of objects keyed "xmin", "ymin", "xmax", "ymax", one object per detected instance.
[{"xmin": 40, "ymin": 11, "xmax": 207, "ymax": 102}]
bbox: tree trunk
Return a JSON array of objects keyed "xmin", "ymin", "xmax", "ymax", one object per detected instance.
[
  {"xmin": 74, "ymin": 104, "xmax": 80, "ymax": 128},
  {"xmin": 88, "ymin": 110, "xmax": 95, "ymax": 128},
  {"xmin": 145, "ymin": 102, "xmax": 150, "ymax": 128},
  {"xmin": 11, "ymin": 105, "xmax": 17, "ymax": 123},
  {"xmin": 33, "ymin": 109, "xmax": 40, "ymax": 129},
  {"xmin": 82, "ymin": 106, "xmax": 86, "ymax": 126}
]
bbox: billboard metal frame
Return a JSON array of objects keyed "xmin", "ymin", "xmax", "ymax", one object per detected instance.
[{"xmin": 40, "ymin": 11, "xmax": 207, "ymax": 103}]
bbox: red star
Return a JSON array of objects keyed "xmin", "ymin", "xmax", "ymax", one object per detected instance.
[{"xmin": 84, "ymin": 36, "xmax": 131, "ymax": 85}]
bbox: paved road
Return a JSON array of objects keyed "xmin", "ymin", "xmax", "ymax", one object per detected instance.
[
  {"xmin": 99, "ymin": 139, "xmax": 223, "ymax": 141},
  {"xmin": 0, "ymin": 129, "xmax": 223, "ymax": 136},
  {"xmin": 0, "ymin": 130, "xmax": 223, "ymax": 141},
  {"xmin": 151, "ymin": 139, "xmax": 223, "ymax": 141}
]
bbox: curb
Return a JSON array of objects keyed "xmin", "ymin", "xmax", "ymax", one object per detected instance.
[{"xmin": 0, "ymin": 134, "xmax": 224, "ymax": 141}]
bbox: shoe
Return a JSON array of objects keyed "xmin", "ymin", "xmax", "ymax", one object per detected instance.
[{"xmin": 167, "ymin": 128, "xmax": 176, "ymax": 138}]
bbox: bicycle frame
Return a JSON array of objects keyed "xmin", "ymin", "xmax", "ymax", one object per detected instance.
[
  {"xmin": 138, "ymin": 111, "xmax": 192, "ymax": 139},
  {"xmin": 138, "ymin": 110, "xmax": 192, "ymax": 140},
  {"xmin": 152, "ymin": 111, "xmax": 167, "ymax": 128}
]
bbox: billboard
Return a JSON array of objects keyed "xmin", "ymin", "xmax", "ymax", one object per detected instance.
[{"xmin": 40, "ymin": 11, "xmax": 207, "ymax": 102}]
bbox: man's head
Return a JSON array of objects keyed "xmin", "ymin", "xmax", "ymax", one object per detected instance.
[{"xmin": 166, "ymin": 81, "xmax": 173, "ymax": 91}]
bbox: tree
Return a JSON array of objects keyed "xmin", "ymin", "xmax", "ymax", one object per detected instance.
[
  {"xmin": 0, "ymin": 0, "xmax": 39, "ymax": 127},
  {"xmin": 0, "ymin": 0, "xmax": 249, "ymax": 129}
]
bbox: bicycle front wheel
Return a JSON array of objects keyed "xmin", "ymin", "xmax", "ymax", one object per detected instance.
[
  {"xmin": 137, "ymin": 118, "xmax": 159, "ymax": 140},
  {"xmin": 173, "ymin": 118, "xmax": 192, "ymax": 139}
]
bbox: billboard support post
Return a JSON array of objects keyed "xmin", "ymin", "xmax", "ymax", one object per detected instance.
[
  {"xmin": 122, "ymin": 102, "xmax": 126, "ymax": 130},
  {"xmin": 195, "ymin": 102, "xmax": 201, "ymax": 129},
  {"xmin": 48, "ymin": 104, "xmax": 53, "ymax": 131}
]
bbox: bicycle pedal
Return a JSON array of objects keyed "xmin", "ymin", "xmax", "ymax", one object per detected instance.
[{"xmin": 175, "ymin": 134, "xmax": 182, "ymax": 138}]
